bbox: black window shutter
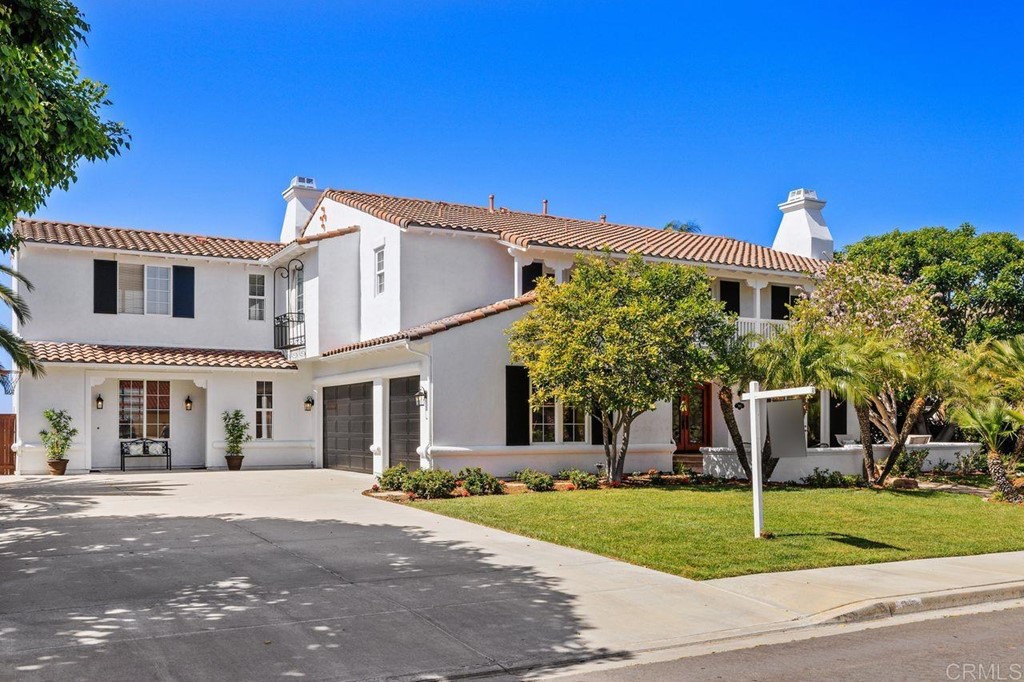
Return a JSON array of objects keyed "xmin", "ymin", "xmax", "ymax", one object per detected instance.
[
  {"xmin": 93, "ymin": 259, "xmax": 117, "ymax": 314},
  {"xmin": 719, "ymin": 280, "xmax": 741, "ymax": 315},
  {"xmin": 172, "ymin": 266, "xmax": 195, "ymax": 318},
  {"xmin": 521, "ymin": 262, "xmax": 544, "ymax": 293},
  {"xmin": 505, "ymin": 365, "xmax": 531, "ymax": 446},
  {"xmin": 591, "ymin": 408, "xmax": 605, "ymax": 445},
  {"xmin": 770, "ymin": 285, "xmax": 791, "ymax": 320}
]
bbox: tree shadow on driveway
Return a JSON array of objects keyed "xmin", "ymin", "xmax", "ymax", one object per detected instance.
[{"xmin": 0, "ymin": 488, "xmax": 630, "ymax": 680}]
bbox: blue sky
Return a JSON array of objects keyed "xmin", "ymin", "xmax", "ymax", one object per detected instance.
[{"xmin": 30, "ymin": 0, "xmax": 1024, "ymax": 248}]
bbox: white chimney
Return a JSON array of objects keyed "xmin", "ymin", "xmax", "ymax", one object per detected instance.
[
  {"xmin": 280, "ymin": 176, "xmax": 321, "ymax": 243},
  {"xmin": 772, "ymin": 188, "xmax": 834, "ymax": 261}
]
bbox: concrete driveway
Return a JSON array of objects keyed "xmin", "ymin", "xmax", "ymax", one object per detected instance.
[{"xmin": 0, "ymin": 469, "xmax": 799, "ymax": 680}]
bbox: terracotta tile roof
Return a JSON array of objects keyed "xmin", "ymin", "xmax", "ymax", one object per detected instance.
[
  {"xmin": 28, "ymin": 341, "xmax": 297, "ymax": 370},
  {"xmin": 14, "ymin": 218, "xmax": 285, "ymax": 260},
  {"xmin": 322, "ymin": 292, "xmax": 537, "ymax": 357},
  {"xmin": 322, "ymin": 189, "xmax": 824, "ymax": 274}
]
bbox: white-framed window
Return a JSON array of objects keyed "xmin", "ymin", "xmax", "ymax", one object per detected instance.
[
  {"xmin": 294, "ymin": 267, "xmax": 304, "ymax": 314},
  {"xmin": 374, "ymin": 246, "xmax": 385, "ymax": 295},
  {"xmin": 531, "ymin": 398, "xmax": 556, "ymax": 443},
  {"xmin": 146, "ymin": 265, "xmax": 171, "ymax": 315},
  {"xmin": 248, "ymin": 274, "xmax": 265, "ymax": 321},
  {"xmin": 118, "ymin": 264, "xmax": 172, "ymax": 315},
  {"xmin": 118, "ymin": 263, "xmax": 144, "ymax": 314},
  {"xmin": 118, "ymin": 380, "xmax": 170, "ymax": 439},
  {"xmin": 255, "ymin": 381, "xmax": 273, "ymax": 439},
  {"xmin": 530, "ymin": 388, "xmax": 588, "ymax": 445}
]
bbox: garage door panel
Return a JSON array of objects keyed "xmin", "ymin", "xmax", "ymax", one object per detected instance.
[{"xmin": 323, "ymin": 382, "xmax": 374, "ymax": 473}]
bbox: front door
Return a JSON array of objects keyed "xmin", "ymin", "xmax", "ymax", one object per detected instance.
[
  {"xmin": 388, "ymin": 376, "xmax": 421, "ymax": 471},
  {"xmin": 674, "ymin": 383, "xmax": 712, "ymax": 452}
]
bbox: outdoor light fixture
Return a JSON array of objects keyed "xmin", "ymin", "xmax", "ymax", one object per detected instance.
[
  {"xmin": 184, "ymin": 396, "xmax": 193, "ymax": 412},
  {"xmin": 304, "ymin": 396, "xmax": 315, "ymax": 411},
  {"xmin": 95, "ymin": 394, "xmax": 104, "ymax": 410},
  {"xmin": 734, "ymin": 402, "xmax": 745, "ymax": 410},
  {"xmin": 414, "ymin": 385, "xmax": 428, "ymax": 408}
]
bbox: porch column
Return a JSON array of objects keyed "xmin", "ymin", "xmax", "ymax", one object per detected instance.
[
  {"xmin": 510, "ymin": 249, "xmax": 529, "ymax": 297},
  {"xmin": 549, "ymin": 258, "xmax": 574, "ymax": 285},
  {"xmin": 371, "ymin": 378, "xmax": 386, "ymax": 477},
  {"xmin": 820, "ymin": 388, "xmax": 831, "ymax": 446},
  {"xmin": 746, "ymin": 279, "xmax": 767, "ymax": 320}
]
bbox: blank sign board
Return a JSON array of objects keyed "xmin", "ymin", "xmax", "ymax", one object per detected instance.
[{"xmin": 766, "ymin": 399, "xmax": 807, "ymax": 458}]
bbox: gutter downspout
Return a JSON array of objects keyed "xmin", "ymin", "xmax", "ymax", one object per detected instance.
[{"xmin": 403, "ymin": 341, "xmax": 433, "ymax": 470}]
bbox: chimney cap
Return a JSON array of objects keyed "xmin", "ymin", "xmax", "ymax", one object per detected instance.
[
  {"xmin": 779, "ymin": 187, "xmax": 825, "ymax": 211},
  {"xmin": 289, "ymin": 176, "xmax": 317, "ymax": 190}
]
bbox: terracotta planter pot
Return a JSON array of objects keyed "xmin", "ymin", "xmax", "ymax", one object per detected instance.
[
  {"xmin": 47, "ymin": 459, "xmax": 69, "ymax": 476},
  {"xmin": 225, "ymin": 455, "xmax": 244, "ymax": 471}
]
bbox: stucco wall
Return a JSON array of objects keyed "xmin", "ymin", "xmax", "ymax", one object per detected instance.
[{"xmin": 16, "ymin": 246, "xmax": 275, "ymax": 349}]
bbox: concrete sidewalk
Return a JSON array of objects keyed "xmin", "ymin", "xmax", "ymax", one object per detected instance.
[{"xmin": 1, "ymin": 469, "xmax": 1021, "ymax": 680}]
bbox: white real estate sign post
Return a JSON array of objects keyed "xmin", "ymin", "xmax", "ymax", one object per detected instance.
[{"xmin": 742, "ymin": 381, "xmax": 816, "ymax": 539}]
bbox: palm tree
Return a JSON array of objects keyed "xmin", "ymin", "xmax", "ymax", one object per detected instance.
[
  {"xmin": 663, "ymin": 220, "xmax": 701, "ymax": 233},
  {"xmin": 976, "ymin": 335, "xmax": 1024, "ymax": 466},
  {"xmin": 0, "ymin": 263, "xmax": 43, "ymax": 381},
  {"xmin": 950, "ymin": 399, "xmax": 1023, "ymax": 503},
  {"xmin": 710, "ymin": 332, "xmax": 758, "ymax": 479},
  {"xmin": 754, "ymin": 324, "xmax": 848, "ymax": 477}
]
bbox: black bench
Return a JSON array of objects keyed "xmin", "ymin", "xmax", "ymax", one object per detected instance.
[{"xmin": 120, "ymin": 438, "xmax": 172, "ymax": 471}]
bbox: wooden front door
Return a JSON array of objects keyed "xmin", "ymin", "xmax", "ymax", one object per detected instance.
[
  {"xmin": 0, "ymin": 414, "xmax": 15, "ymax": 474},
  {"xmin": 674, "ymin": 384, "xmax": 712, "ymax": 452}
]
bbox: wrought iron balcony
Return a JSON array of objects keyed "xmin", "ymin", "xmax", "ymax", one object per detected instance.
[{"xmin": 274, "ymin": 312, "xmax": 305, "ymax": 350}]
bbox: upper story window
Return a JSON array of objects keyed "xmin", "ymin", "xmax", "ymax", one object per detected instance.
[
  {"xmin": 374, "ymin": 246, "xmax": 385, "ymax": 295},
  {"xmin": 96, "ymin": 259, "xmax": 194, "ymax": 319},
  {"xmin": 146, "ymin": 266, "xmax": 171, "ymax": 315},
  {"xmin": 719, "ymin": 280, "xmax": 741, "ymax": 316},
  {"xmin": 294, "ymin": 267, "xmax": 304, "ymax": 314},
  {"xmin": 255, "ymin": 381, "xmax": 273, "ymax": 439},
  {"xmin": 118, "ymin": 263, "xmax": 144, "ymax": 314},
  {"xmin": 248, "ymin": 274, "xmax": 265, "ymax": 321},
  {"xmin": 116, "ymin": 264, "xmax": 171, "ymax": 315}
]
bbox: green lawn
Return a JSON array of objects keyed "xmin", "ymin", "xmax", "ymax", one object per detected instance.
[{"xmin": 415, "ymin": 485, "xmax": 1024, "ymax": 580}]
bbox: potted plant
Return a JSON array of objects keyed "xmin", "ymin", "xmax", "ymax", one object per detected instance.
[
  {"xmin": 221, "ymin": 409, "xmax": 252, "ymax": 471},
  {"xmin": 39, "ymin": 409, "xmax": 78, "ymax": 476}
]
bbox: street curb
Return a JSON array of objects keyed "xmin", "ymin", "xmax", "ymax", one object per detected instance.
[{"xmin": 810, "ymin": 581, "xmax": 1024, "ymax": 625}]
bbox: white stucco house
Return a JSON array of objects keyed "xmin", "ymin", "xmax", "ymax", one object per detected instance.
[{"xmin": 11, "ymin": 180, "xmax": 849, "ymax": 477}]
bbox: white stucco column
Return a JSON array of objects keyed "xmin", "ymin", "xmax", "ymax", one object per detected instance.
[
  {"xmin": 747, "ymin": 279, "xmax": 767, "ymax": 320},
  {"xmin": 509, "ymin": 249, "xmax": 531, "ymax": 297},
  {"xmin": 549, "ymin": 258, "xmax": 574, "ymax": 284},
  {"xmin": 371, "ymin": 378, "xmax": 385, "ymax": 477},
  {"xmin": 820, "ymin": 388, "xmax": 831, "ymax": 446}
]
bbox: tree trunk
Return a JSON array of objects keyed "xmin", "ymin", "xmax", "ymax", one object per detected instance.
[
  {"xmin": 602, "ymin": 412, "xmax": 615, "ymax": 482},
  {"xmin": 855, "ymin": 402, "xmax": 876, "ymax": 482},
  {"xmin": 875, "ymin": 395, "xmax": 927, "ymax": 486},
  {"xmin": 761, "ymin": 422, "xmax": 778, "ymax": 480},
  {"xmin": 987, "ymin": 450, "xmax": 1023, "ymax": 503},
  {"xmin": 614, "ymin": 420, "xmax": 632, "ymax": 483},
  {"xmin": 718, "ymin": 385, "xmax": 752, "ymax": 480},
  {"xmin": 1010, "ymin": 426, "xmax": 1024, "ymax": 469}
]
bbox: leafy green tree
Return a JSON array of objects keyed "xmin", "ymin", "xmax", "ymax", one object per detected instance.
[
  {"xmin": 507, "ymin": 254, "xmax": 734, "ymax": 484},
  {"xmin": 841, "ymin": 224, "xmax": 1024, "ymax": 346},
  {"xmin": 1, "ymin": 0, "xmax": 129, "ymax": 242},
  {"xmin": 789, "ymin": 261, "xmax": 954, "ymax": 485},
  {"xmin": 966, "ymin": 335, "xmax": 1024, "ymax": 466}
]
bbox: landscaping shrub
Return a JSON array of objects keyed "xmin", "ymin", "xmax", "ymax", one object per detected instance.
[
  {"xmin": 956, "ymin": 450, "xmax": 988, "ymax": 476},
  {"xmin": 403, "ymin": 468, "xmax": 457, "ymax": 499},
  {"xmin": 378, "ymin": 464, "xmax": 409, "ymax": 491},
  {"xmin": 892, "ymin": 449, "xmax": 929, "ymax": 479},
  {"xmin": 557, "ymin": 468, "xmax": 599, "ymax": 490},
  {"xmin": 933, "ymin": 458, "xmax": 953, "ymax": 474},
  {"xmin": 801, "ymin": 467, "xmax": 861, "ymax": 488},
  {"xmin": 673, "ymin": 461, "xmax": 695, "ymax": 476},
  {"xmin": 648, "ymin": 468, "xmax": 664, "ymax": 485},
  {"xmin": 516, "ymin": 468, "xmax": 555, "ymax": 492},
  {"xmin": 457, "ymin": 467, "xmax": 504, "ymax": 495}
]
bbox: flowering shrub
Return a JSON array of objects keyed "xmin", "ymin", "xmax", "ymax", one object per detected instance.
[
  {"xmin": 515, "ymin": 468, "xmax": 555, "ymax": 492},
  {"xmin": 403, "ymin": 469, "xmax": 457, "ymax": 499},
  {"xmin": 557, "ymin": 468, "xmax": 599, "ymax": 489}
]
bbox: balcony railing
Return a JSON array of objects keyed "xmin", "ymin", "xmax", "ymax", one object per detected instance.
[
  {"xmin": 735, "ymin": 317, "xmax": 787, "ymax": 340},
  {"xmin": 274, "ymin": 312, "xmax": 305, "ymax": 350}
]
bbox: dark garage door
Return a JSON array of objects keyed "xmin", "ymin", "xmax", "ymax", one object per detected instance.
[
  {"xmin": 389, "ymin": 376, "xmax": 421, "ymax": 471},
  {"xmin": 323, "ymin": 382, "xmax": 374, "ymax": 473}
]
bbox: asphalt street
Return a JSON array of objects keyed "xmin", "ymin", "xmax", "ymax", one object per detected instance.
[{"xmin": 557, "ymin": 606, "xmax": 1024, "ymax": 682}]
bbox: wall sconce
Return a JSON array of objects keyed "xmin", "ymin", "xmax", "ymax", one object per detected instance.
[
  {"xmin": 304, "ymin": 396, "xmax": 315, "ymax": 412},
  {"xmin": 184, "ymin": 396, "xmax": 193, "ymax": 412},
  {"xmin": 95, "ymin": 394, "xmax": 104, "ymax": 410},
  {"xmin": 734, "ymin": 402, "xmax": 746, "ymax": 410},
  {"xmin": 414, "ymin": 385, "xmax": 428, "ymax": 408}
]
